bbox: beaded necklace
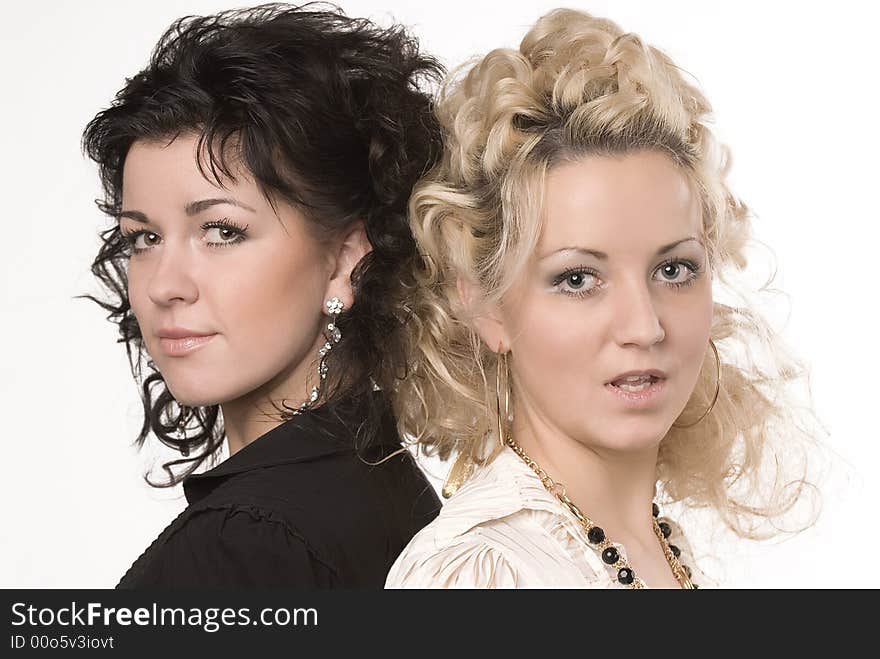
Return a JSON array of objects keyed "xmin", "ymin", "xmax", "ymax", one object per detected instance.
[{"xmin": 505, "ymin": 436, "xmax": 697, "ymax": 589}]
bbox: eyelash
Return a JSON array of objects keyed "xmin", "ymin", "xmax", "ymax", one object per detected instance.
[
  {"xmin": 120, "ymin": 219, "xmax": 249, "ymax": 254},
  {"xmin": 552, "ymin": 259, "xmax": 702, "ymax": 299},
  {"xmin": 656, "ymin": 258, "xmax": 702, "ymax": 289}
]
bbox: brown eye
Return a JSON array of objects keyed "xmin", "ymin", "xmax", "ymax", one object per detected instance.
[
  {"xmin": 204, "ymin": 226, "xmax": 239, "ymax": 243},
  {"xmin": 125, "ymin": 231, "xmax": 160, "ymax": 252},
  {"xmin": 201, "ymin": 220, "xmax": 249, "ymax": 248},
  {"xmin": 137, "ymin": 232, "xmax": 160, "ymax": 250}
]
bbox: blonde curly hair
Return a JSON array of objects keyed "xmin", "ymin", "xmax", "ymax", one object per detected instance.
[{"xmin": 395, "ymin": 8, "xmax": 818, "ymax": 539}]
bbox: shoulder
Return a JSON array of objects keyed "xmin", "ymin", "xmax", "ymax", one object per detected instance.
[
  {"xmin": 384, "ymin": 453, "xmax": 525, "ymax": 588},
  {"xmin": 207, "ymin": 448, "xmax": 439, "ymax": 543},
  {"xmin": 387, "ymin": 503, "xmax": 618, "ymax": 588},
  {"xmin": 386, "ymin": 538, "xmax": 519, "ymax": 588},
  {"xmin": 168, "ymin": 453, "xmax": 437, "ymax": 587},
  {"xmin": 386, "ymin": 452, "xmax": 606, "ymax": 588},
  {"xmin": 129, "ymin": 503, "xmax": 339, "ymax": 587}
]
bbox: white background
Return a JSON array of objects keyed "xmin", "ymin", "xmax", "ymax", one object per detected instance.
[{"xmin": 1, "ymin": 0, "xmax": 877, "ymax": 587}]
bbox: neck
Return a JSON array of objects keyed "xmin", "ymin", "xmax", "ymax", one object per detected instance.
[
  {"xmin": 510, "ymin": 404, "xmax": 660, "ymax": 552},
  {"xmin": 220, "ymin": 332, "xmax": 325, "ymax": 455}
]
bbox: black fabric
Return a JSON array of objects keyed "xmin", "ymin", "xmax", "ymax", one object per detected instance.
[{"xmin": 116, "ymin": 394, "xmax": 441, "ymax": 588}]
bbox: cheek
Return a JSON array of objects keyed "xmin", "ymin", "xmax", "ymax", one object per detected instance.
[
  {"xmin": 218, "ymin": 243, "xmax": 327, "ymax": 341},
  {"xmin": 126, "ymin": 262, "xmax": 151, "ymax": 333},
  {"xmin": 666, "ymin": 284, "xmax": 714, "ymax": 376},
  {"xmin": 507, "ymin": 295, "xmax": 604, "ymax": 402}
]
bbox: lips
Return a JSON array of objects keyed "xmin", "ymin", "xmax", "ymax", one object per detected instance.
[
  {"xmin": 157, "ymin": 334, "xmax": 217, "ymax": 357},
  {"xmin": 605, "ymin": 377, "xmax": 666, "ymax": 406},
  {"xmin": 157, "ymin": 327, "xmax": 216, "ymax": 339},
  {"xmin": 605, "ymin": 369, "xmax": 669, "ymax": 404},
  {"xmin": 607, "ymin": 369, "xmax": 667, "ymax": 385},
  {"xmin": 610, "ymin": 374, "xmax": 660, "ymax": 392},
  {"xmin": 155, "ymin": 326, "xmax": 218, "ymax": 356}
]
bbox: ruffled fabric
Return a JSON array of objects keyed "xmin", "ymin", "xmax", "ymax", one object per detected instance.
[
  {"xmin": 385, "ymin": 534, "xmax": 519, "ymax": 588},
  {"xmin": 119, "ymin": 504, "xmax": 338, "ymax": 587},
  {"xmin": 386, "ymin": 446, "xmax": 704, "ymax": 589}
]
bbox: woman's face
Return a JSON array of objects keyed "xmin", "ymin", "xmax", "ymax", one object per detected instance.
[
  {"xmin": 496, "ymin": 150, "xmax": 713, "ymax": 453},
  {"xmin": 120, "ymin": 134, "xmax": 337, "ymax": 409}
]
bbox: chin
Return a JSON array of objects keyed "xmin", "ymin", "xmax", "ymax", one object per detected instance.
[
  {"xmin": 163, "ymin": 377, "xmax": 228, "ymax": 408},
  {"xmin": 166, "ymin": 390, "xmax": 220, "ymax": 408},
  {"xmin": 592, "ymin": 416, "xmax": 670, "ymax": 452},
  {"xmin": 169, "ymin": 367, "xmax": 285, "ymax": 409}
]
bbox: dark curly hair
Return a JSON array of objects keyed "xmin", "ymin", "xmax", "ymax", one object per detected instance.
[{"xmin": 79, "ymin": 2, "xmax": 443, "ymax": 486}]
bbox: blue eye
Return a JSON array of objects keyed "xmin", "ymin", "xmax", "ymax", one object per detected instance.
[
  {"xmin": 552, "ymin": 268, "xmax": 602, "ymax": 297},
  {"xmin": 653, "ymin": 260, "xmax": 700, "ymax": 287}
]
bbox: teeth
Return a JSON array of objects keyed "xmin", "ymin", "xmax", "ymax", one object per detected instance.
[
  {"xmin": 610, "ymin": 375, "xmax": 657, "ymax": 391},
  {"xmin": 616, "ymin": 381, "xmax": 652, "ymax": 392}
]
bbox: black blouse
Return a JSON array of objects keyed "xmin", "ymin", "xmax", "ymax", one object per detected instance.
[{"xmin": 116, "ymin": 396, "xmax": 440, "ymax": 588}]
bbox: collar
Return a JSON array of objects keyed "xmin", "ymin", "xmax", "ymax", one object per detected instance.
[
  {"xmin": 435, "ymin": 445, "xmax": 706, "ymax": 585},
  {"xmin": 182, "ymin": 392, "xmax": 400, "ymax": 505},
  {"xmin": 432, "ymin": 445, "xmax": 565, "ymax": 544}
]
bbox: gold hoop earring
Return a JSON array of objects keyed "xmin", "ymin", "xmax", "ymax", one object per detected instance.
[
  {"xmin": 495, "ymin": 349, "xmax": 511, "ymax": 447},
  {"xmin": 442, "ymin": 347, "xmax": 510, "ymax": 499},
  {"xmin": 672, "ymin": 338, "xmax": 721, "ymax": 429}
]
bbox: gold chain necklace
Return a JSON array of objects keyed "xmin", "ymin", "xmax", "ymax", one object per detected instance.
[{"xmin": 505, "ymin": 436, "xmax": 697, "ymax": 589}]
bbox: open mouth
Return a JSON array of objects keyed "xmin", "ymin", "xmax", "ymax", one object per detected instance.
[{"xmin": 608, "ymin": 374, "xmax": 662, "ymax": 392}]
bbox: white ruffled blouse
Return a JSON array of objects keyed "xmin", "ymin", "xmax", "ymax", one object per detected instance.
[{"xmin": 386, "ymin": 445, "xmax": 706, "ymax": 588}]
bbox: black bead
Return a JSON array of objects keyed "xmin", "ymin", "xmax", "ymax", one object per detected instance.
[
  {"xmin": 693, "ymin": 583, "xmax": 700, "ymax": 589},
  {"xmin": 669, "ymin": 544, "xmax": 681, "ymax": 558},
  {"xmin": 658, "ymin": 522, "xmax": 672, "ymax": 538},
  {"xmin": 683, "ymin": 565, "xmax": 692, "ymax": 578},
  {"xmin": 617, "ymin": 568, "xmax": 634, "ymax": 585},
  {"xmin": 652, "ymin": 502, "xmax": 659, "ymax": 517},
  {"xmin": 602, "ymin": 547, "xmax": 619, "ymax": 565},
  {"xmin": 588, "ymin": 526, "xmax": 605, "ymax": 544}
]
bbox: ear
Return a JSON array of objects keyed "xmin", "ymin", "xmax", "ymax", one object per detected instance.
[
  {"xmin": 456, "ymin": 276, "xmax": 511, "ymax": 353},
  {"xmin": 323, "ymin": 220, "xmax": 372, "ymax": 312}
]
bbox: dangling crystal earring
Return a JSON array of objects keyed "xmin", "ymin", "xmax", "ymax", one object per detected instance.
[
  {"xmin": 281, "ymin": 297, "xmax": 344, "ymax": 419},
  {"xmin": 315, "ymin": 296, "xmax": 344, "ymax": 396},
  {"xmin": 177, "ymin": 405, "xmax": 190, "ymax": 456}
]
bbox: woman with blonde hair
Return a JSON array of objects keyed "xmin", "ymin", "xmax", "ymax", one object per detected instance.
[{"xmin": 386, "ymin": 8, "xmax": 816, "ymax": 588}]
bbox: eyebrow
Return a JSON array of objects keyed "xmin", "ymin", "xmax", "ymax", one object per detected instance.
[
  {"xmin": 539, "ymin": 237, "xmax": 702, "ymax": 260},
  {"xmin": 117, "ymin": 197, "xmax": 256, "ymax": 223}
]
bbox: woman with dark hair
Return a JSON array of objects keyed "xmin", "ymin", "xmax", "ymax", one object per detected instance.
[{"xmin": 81, "ymin": 3, "xmax": 442, "ymax": 587}]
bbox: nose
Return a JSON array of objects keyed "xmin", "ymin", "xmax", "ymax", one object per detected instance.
[
  {"xmin": 146, "ymin": 241, "xmax": 199, "ymax": 308},
  {"xmin": 610, "ymin": 278, "xmax": 665, "ymax": 348}
]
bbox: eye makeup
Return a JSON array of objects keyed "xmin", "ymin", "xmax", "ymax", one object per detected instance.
[
  {"xmin": 119, "ymin": 218, "xmax": 250, "ymax": 254},
  {"xmin": 551, "ymin": 266, "xmax": 604, "ymax": 298},
  {"xmin": 652, "ymin": 258, "xmax": 702, "ymax": 289},
  {"xmin": 549, "ymin": 257, "xmax": 704, "ymax": 299}
]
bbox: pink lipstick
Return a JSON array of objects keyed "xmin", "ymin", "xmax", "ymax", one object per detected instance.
[{"xmin": 605, "ymin": 371, "xmax": 668, "ymax": 408}]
